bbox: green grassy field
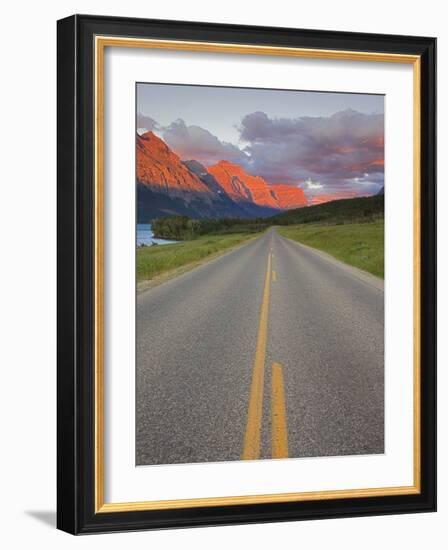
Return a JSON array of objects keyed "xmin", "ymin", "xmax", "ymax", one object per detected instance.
[
  {"xmin": 137, "ymin": 232, "xmax": 259, "ymax": 283},
  {"xmin": 277, "ymin": 220, "xmax": 384, "ymax": 278}
]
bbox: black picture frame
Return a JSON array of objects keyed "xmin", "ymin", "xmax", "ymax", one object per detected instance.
[{"xmin": 57, "ymin": 14, "xmax": 436, "ymax": 534}]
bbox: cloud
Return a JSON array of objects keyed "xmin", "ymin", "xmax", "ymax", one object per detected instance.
[
  {"xmin": 238, "ymin": 109, "xmax": 384, "ymax": 195},
  {"xmin": 162, "ymin": 119, "xmax": 248, "ymax": 166},
  {"xmin": 139, "ymin": 108, "xmax": 384, "ymax": 197},
  {"xmin": 137, "ymin": 113, "xmax": 160, "ymax": 133},
  {"xmin": 303, "ymin": 178, "xmax": 323, "ymax": 190}
]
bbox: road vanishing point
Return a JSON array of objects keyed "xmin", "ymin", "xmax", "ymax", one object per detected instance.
[{"xmin": 136, "ymin": 228, "xmax": 384, "ymax": 465}]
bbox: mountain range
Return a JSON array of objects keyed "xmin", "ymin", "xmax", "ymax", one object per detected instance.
[{"xmin": 137, "ymin": 131, "xmax": 308, "ymax": 222}]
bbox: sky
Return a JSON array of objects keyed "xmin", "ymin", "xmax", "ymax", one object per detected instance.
[{"xmin": 136, "ymin": 83, "xmax": 384, "ymax": 197}]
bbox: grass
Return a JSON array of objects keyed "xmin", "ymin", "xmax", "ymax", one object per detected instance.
[
  {"xmin": 137, "ymin": 232, "xmax": 259, "ymax": 283},
  {"xmin": 277, "ymin": 220, "xmax": 384, "ymax": 278}
]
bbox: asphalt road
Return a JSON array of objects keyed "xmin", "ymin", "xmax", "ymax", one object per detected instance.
[{"xmin": 136, "ymin": 228, "xmax": 384, "ymax": 465}]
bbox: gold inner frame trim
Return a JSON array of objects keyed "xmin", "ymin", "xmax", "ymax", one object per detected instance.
[{"xmin": 94, "ymin": 35, "xmax": 422, "ymax": 514}]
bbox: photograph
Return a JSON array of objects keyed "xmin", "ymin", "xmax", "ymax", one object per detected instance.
[
  {"xmin": 0, "ymin": 0, "xmax": 441, "ymax": 541},
  {"xmin": 135, "ymin": 83, "xmax": 385, "ymax": 466},
  {"xmin": 54, "ymin": 13, "xmax": 436, "ymax": 535}
]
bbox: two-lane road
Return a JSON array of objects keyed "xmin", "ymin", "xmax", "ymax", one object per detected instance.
[{"xmin": 136, "ymin": 228, "xmax": 384, "ymax": 465}]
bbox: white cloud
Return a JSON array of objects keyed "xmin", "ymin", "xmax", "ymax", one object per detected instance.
[{"xmin": 304, "ymin": 178, "xmax": 323, "ymax": 190}]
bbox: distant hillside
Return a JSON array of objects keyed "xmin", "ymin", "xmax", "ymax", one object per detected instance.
[{"xmin": 269, "ymin": 194, "xmax": 384, "ymax": 225}]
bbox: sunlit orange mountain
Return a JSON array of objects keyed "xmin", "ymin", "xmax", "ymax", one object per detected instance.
[
  {"xmin": 136, "ymin": 131, "xmax": 308, "ymax": 221},
  {"xmin": 207, "ymin": 161, "xmax": 308, "ymax": 211},
  {"xmin": 137, "ymin": 131, "xmax": 213, "ymax": 201},
  {"xmin": 207, "ymin": 161, "xmax": 279, "ymax": 209},
  {"xmin": 269, "ymin": 183, "xmax": 308, "ymax": 210}
]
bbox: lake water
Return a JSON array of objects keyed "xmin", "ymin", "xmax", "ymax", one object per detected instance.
[{"xmin": 137, "ymin": 224, "xmax": 177, "ymax": 247}]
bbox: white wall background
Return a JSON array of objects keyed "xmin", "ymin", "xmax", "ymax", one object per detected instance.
[{"xmin": 0, "ymin": 1, "xmax": 444, "ymax": 547}]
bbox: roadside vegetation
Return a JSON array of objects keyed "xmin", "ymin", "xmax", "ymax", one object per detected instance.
[
  {"xmin": 137, "ymin": 232, "xmax": 259, "ymax": 283},
  {"xmin": 277, "ymin": 221, "xmax": 384, "ymax": 278},
  {"xmin": 139, "ymin": 195, "xmax": 384, "ymax": 283}
]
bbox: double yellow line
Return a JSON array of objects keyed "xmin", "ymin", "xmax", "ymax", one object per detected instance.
[
  {"xmin": 242, "ymin": 251, "xmax": 289, "ymax": 460},
  {"xmin": 271, "ymin": 362, "xmax": 288, "ymax": 458}
]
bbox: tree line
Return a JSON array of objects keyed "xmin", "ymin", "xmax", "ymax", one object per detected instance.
[
  {"xmin": 151, "ymin": 216, "xmax": 268, "ymax": 240},
  {"xmin": 151, "ymin": 195, "xmax": 384, "ymax": 240}
]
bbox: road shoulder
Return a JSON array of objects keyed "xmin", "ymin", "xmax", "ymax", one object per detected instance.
[
  {"xmin": 137, "ymin": 234, "xmax": 260, "ymax": 294},
  {"xmin": 281, "ymin": 235, "xmax": 384, "ymax": 292}
]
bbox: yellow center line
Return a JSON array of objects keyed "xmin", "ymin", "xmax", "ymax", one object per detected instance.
[
  {"xmin": 271, "ymin": 362, "xmax": 289, "ymax": 459},
  {"xmin": 242, "ymin": 252, "xmax": 272, "ymax": 460},
  {"xmin": 272, "ymin": 270, "xmax": 277, "ymax": 282}
]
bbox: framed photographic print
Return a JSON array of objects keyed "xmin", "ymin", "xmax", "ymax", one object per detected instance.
[{"xmin": 57, "ymin": 14, "xmax": 436, "ymax": 534}]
